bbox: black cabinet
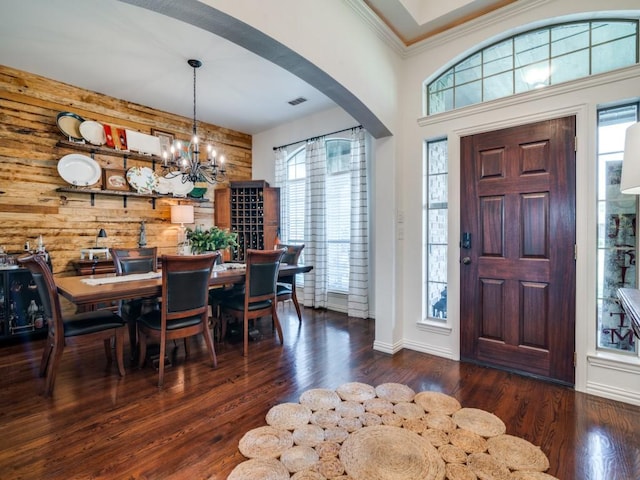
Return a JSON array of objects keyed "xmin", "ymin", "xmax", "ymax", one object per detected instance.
[{"xmin": 0, "ymin": 268, "xmax": 48, "ymax": 340}]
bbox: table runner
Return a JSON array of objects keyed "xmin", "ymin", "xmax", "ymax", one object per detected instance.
[{"xmin": 81, "ymin": 271, "xmax": 161, "ymax": 286}]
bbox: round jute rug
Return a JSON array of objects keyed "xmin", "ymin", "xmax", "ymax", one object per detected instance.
[{"xmin": 228, "ymin": 383, "xmax": 558, "ymax": 480}]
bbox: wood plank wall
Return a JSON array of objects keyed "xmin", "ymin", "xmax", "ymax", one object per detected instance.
[{"xmin": 0, "ymin": 65, "xmax": 252, "ymax": 277}]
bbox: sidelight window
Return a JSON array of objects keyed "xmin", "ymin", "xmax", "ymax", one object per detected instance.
[
  {"xmin": 424, "ymin": 138, "xmax": 448, "ymax": 321},
  {"xmin": 596, "ymin": 103, "xmax": 639, "ymax": 353}
]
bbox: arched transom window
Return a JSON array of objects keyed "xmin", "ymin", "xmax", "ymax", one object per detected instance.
[{"xmin": 426, "ymin": 19, "xmax": 638, "ymax": 115}]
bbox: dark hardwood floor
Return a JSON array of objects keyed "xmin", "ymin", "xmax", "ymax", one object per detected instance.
[{"xmin": 1, "ymin": 306, "xmax": 639, "ymax": 480}]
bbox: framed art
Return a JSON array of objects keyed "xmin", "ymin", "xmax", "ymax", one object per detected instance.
[
  {"xmin": 102, "ymin": 168, "xmax": 129, "ymax": 191},
  {"xmin": 151, "ymin": 129, "xmax": 175, "ymax": 156}
]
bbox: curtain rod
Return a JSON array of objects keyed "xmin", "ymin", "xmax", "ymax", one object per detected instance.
[{"xmin": 272, "ymin": 125, "xmax": 362, "ymax": 151}]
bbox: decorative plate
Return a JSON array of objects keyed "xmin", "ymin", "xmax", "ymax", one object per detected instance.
[
  {"xmin": 126, "ymin": 166, "xmax": 159, "ymax": 194},
  {"xmin": 57, "ymin": 154, "xmax": 101, "ymax": 186},
  {"xmin": 155, "ymin": 176, "xmax": 172, "ymax": 195},
  {"xmin": 189, "ymin": 187, "xmax": 207, "ymax": 198},
  {"xmin": 163, "ymin": 173, "xmax": 194, "ymax": 197},
  {"xmin": 56, "ymin": 112, "xmax": 85, "ymax": 141},
  {"xmin": 79, "ymin": 120, "xmax": 106, "ymax": 145}
]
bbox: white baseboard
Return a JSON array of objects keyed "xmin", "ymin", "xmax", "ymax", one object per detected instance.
[
  {"xmin": 402, "ymin": 339, "xmax": 455, "ymax": 359},
  {"xmin": 585, "ymin": 381, "xmax": 640, "ymax": 406}
]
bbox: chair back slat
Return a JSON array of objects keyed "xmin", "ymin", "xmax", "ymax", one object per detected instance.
[
  {"xmin": 249, "ymin": 263, "xmax": 280, "ymax": 297},
  {"xmin": 278, "ymin": 244, "xmax": 304, "ymax": 266},
  {"xmin": 110, "ymin": 247, "xmax": 157, "ymax": 275},
  {"xmin": 245, "ymin": 248, "xmax": 286, "ymax": 304},
  {"xmin": 275, "ymin": 244, "xmax": 304, "ymax": 286},
  {"xmin": 18, "ymin": 254, "xmax": 62, "ymax": 333},
  {"xmin": 166, "ymin": 268, "xmax": 213, "ymax": 313},
  {"xmin": 161, "ymin": 253, "xmax": 219, "ymax": 319}
]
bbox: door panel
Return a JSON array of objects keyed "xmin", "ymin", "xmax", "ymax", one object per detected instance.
[{"xmin": 461, "ymin": 117, "xmax": 576, "ymax": 385}]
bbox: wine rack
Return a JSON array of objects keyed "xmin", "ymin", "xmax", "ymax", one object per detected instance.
[{"xmin": 214, "ymin": 181, "xmax": 280, "ymax": 262}]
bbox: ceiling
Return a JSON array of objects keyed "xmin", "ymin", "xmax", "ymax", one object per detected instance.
[
  {"xmin": 0, "ymin": 0, "xmax": 515, "ymax": 136},
  {"xmin": 363, "ymin": 0, "xmax": 517, "ymax": 46}
]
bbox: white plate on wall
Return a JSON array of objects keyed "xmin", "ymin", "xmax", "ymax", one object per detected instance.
[
  {"xmin": 155, "ymin": 176, "xmax": 172, "ymax": 195},
  {"xmin": 164, "ymin": 173, "xmax": 194, "ymax": 197},
  {"xmin": 57, "ymin": 154, "xmax": 101, "ymax": 186},
  {"xmin": 79, "ymin": 120, "xmax": 106, "ymax": 145},
  {"xmin": 126, "ymin": 166, "xmax": 159, "ymax": 194}
]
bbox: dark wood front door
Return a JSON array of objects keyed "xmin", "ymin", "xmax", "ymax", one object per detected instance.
[{"xmin": 460, "ymin": 117, "xmax": 576, "ymax": 385}]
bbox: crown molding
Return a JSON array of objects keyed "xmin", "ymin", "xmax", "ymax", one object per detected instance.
[
  {"xmin": 343, "ymin": 0, "xmax": 408, "ymax": 56},
  {"xmin": 406, "ymin": 0, "xmax": 551, "ymax": 57},
  {"xmin": 345, "ymin": 0, "xmax": 552, "ymax": 59}
]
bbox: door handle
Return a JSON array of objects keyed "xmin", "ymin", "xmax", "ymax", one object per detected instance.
[{"xmin": 462, "ymin": 257, "xmax": 471, "ymax": 265}]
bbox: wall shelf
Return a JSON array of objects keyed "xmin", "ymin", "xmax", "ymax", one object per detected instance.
[
  {"xmin": 55, "ymin": 140, "xmax": 209, "ymax": 208},
  {"xmin": 56, "ymin": 187, "xmax": 208, "ymax": 208},
  {"xmin": 56, "ymin": 139, "xmax": 160, "ymax": 166}
]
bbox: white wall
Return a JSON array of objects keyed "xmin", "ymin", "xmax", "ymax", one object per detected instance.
[
  {"xmin": 252, "ymin": 107, "xmax": 358, "ymax": 184},
  {"xmin": 400, "ymin": 0, "xmax": 640, "ymax": 405},
  {"xmin": 216, "ymin": 0, "xmax": 403, "ymax": 346},
  {"xmin": 203, "ymin": 0, "xmax": 402, "ymax": 135},
  {"xmin": 228, "ymin": 0, "xmax": 640, "ymax": 405}
]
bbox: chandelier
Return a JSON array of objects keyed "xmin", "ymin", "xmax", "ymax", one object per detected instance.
[{"xmin": 161, "ymin": 59, "xmax": 226, "ymax": 184}]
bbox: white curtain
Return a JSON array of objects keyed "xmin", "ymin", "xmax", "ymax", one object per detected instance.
[
  {"xmin": 275, "ymin": 129, "xmax": 370, "ymax": 315},
  {"xmin": 303, "ymin": 138, "xmax": 327, "ymax": 309},
  {"xmin": 274, "ymin": 147, "xmax": 288, "ymax": 242},
  {"xmin": 348, "ymin": 128, "xmax": 369, "ymax": 318}
]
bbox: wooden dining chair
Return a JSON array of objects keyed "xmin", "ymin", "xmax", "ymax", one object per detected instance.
[
  {"xmin": 136, "ymin": 252, "xmax": 219, "ymax": 387},
  {"xmin": 110, "ymin": 247, "xmax": 158, "ymax": 358},
  {"xmin": 110, "ymin": 247, "xmax": 157, "ymax": 275},
  {"xmin": 219, "ymin": 248, "xmax": 286, "ymax": 356},
  {"xmin": 18, "ymin": 253, "xmax": 126, "ymax": 397},
  {"xmin": 275, "ymin": 244, "xmax": 305, "ymax": 322}
]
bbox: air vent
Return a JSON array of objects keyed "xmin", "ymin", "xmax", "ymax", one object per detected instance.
[{"xmin": 288, "ymin": 97, "xmax": 307, "ymax": 106}]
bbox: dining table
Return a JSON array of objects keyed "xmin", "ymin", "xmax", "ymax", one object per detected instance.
[{"xmin": 55, "ymin": 263, "xmax": 313, "ymax": 309}]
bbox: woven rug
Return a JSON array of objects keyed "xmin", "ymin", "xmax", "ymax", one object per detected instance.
[{"xmin": 228, "ymin": 383, "xmax": 557, "ymax": 480}]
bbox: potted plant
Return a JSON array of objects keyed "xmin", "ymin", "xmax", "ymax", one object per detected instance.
[{"xmin": 186, "ymin": 225, "xmax": 238, "ymax": 256}]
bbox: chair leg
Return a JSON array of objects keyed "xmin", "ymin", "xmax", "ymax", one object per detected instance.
[
  {"xmin": 39, "ymin": 337, "xmax": 54, "ymax": 377},
  {"xmin": 158, "ymin": 337, "xmax": 166, "ymax": 387},
  {"xmin": 272, "ymin": 305, "xmax": 284, "ymax": 345},
  {"xmin": 243, "ymin": 315, "xmax": 249, "ymax": 357},
  {"xmin": 221, "ymin": 313, "xmax": 228, "ymax": 342},
  {"xmin": 114, "ymin": 328, "xmax": 126, "ymax": 377},
  {"xmin": 292, "ymin": 291, "xmax": 302, "ymax": 322},
  {"xmin": 43, "ymin": 344, "xmax": 64, "ymax": 397},
  {"xmin": 202, "ymin": 321, "xmax": 218, "ymax": 368},
  {"xmin": 103, "ymin": 338, "xmax": 112, "ymax": 364},
  {"xmin": 127, "ymin": 319, "xmax": 138, "ymax": 360},
  {"xmin": 210, "ymin": 316, "xmax": 220, "ymax": 342},
  {"xmin": 137, "ymin": 333, "xmax": 147, "ymax": 369}
]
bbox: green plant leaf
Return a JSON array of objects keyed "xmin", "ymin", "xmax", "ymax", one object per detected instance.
[{"xmin": 186, "ymin": 226, "xmax": 238, "ymax": 254}]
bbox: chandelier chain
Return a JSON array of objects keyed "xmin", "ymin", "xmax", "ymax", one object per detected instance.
[{"xmin": 192, "ymin": 64, "xmax": 197, "ymax": 137}]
